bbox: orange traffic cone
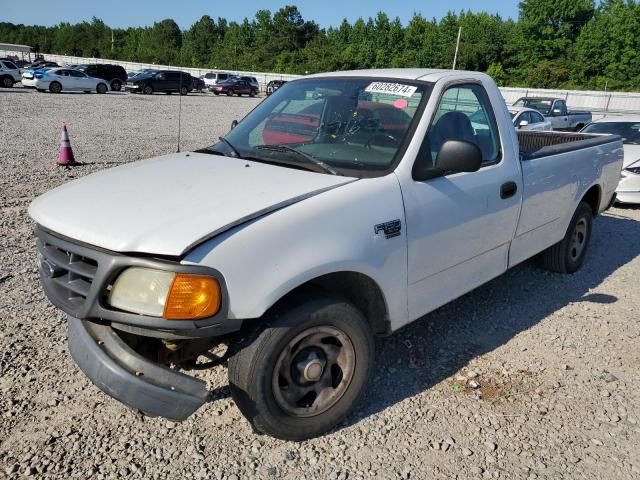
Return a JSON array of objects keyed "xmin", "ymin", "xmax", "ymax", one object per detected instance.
[{"xmin": 58, "ymin": 124, "xmax": 75, "ymax": 166}]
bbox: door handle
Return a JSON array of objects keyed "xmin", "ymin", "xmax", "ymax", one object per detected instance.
[{"xmin": 500, "ymin": 181, "xmax": 518, "ymax": 199}]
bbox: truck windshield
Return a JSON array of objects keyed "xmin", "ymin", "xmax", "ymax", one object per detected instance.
[
  {"xmin": 205, "ymin": 78, "xmax": 428, "ymax": 176},
  {"xmin": 582, "ymin": 122, "xmax": 640, "ymax": 145},
  {"xmin": 514, "ymin": 98, "xmax": 553, "ymax": 115}
]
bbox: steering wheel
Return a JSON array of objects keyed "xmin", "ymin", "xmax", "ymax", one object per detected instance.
[{"xmin": 364, "ymin": 133, "xmax": 401, "ymax": 148}]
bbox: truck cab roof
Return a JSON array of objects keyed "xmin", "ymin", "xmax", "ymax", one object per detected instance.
[{"xmin": 306, "ymin": 68, "xmax": 494, "ymax": 84}]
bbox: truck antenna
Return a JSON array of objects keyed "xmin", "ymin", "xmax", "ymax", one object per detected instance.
[
  {"xmin": 177, "ymin": 73, "xmax": 183, "ymax": 153},
  {"xmin": 452, "ymin": 26, "xmax": 462, "ymax": 70}
]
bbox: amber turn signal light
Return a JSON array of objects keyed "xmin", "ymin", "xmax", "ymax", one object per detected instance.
[{"xmin": 163, "ymin": 274, "xmax": 221, "ymax": 320}]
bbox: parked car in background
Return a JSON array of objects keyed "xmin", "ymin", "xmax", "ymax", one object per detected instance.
[
  {"xmin": 210, "ymin": 78, "xmax": 258, "ymax": 97},
  {"xmin": 74, "ymin": 64, "xmax": 127, "ymax": 92},
  {"xmin": 513, "ymin": 97, "xmax": 592, "ymax": 131},
  {"xmin": 1, "ymin": 57, "xmax": 28, "ymax": 68},
  {"xmin": 0, "ymin": 59, "xmax": 22, "ymax": 87},
  {"xmin": 266, "ymin": 79, "xmax": 287, "ymax": 95},
  {"xmin": 239, "ymin": 76, "xmax": 259, "ymax": 90},
  {"xmin": 21, "ymin": 67, "xmax": 55, "ymax": 88},
  {"xmin": 508, "ymin": 107, "xmax": 552, "ymax": 131},
  {"xmin": 581, "ymin": 116, "xmax": 640, "ymax": 204},
  {"xmin": 202, "ymin": 71, "xmax": 233, "ymax": 88},
  {"xmin": 29, "ymin": 69, "xmax": 622, "ymax": 441},
  {"xmin": 190, "ymin": 75, "xmax": 205, "ymax": 92},
  {"xmin": 125, "ymin": 70, "xmax": 192, "ymax": 95},
  {"xmin": 32, "ymin": 68, "xmax": 109, "ymax": 94},
  {"xmin": 26, "ymin": 61, "xmax": 59, "ymax": 69}
]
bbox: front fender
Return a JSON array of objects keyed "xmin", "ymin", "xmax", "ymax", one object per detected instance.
[{"xmin": 183, "ymin": 174, "xmax": 409, "ymax": 330}]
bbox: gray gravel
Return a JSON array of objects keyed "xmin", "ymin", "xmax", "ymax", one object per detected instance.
[{"xmin": 1, "ymin": 87, "xmax": 640, "ymax": 479}]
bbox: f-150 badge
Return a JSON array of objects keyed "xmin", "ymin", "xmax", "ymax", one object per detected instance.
[{"xmin": 374, "ymin": 219, "xmax": 402, "ymax": 239}]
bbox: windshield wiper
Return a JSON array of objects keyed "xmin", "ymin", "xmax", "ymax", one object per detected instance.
[
  {"xmin": 254, "ymin": 144, "xmax": 338, "ymax": 175},
  {"xmin": 218, "ymin": 136, "xmax": 241, "ymax": 158}
]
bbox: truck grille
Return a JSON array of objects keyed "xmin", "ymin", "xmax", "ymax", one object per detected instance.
[{"xmin": 37, "ymin": 236, "xmax": 98, "ymax": 311}]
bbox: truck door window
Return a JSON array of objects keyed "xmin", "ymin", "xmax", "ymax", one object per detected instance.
[
  {"xmin": 424, "ymin": 84, "xmax": 500, "ymax": 166},
  {"xmin": 557, "ymin": 100, "xmax": 567, "ymax": 115}
]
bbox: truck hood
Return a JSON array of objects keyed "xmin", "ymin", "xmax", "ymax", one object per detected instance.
[{"xmin": 29, "ymin": 152, "xmax": 356, "ymax": 256}]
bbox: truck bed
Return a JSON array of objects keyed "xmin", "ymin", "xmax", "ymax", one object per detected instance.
[{"xmin": 518, "ymin": 131, "xmax": 621, "ymax": 160}]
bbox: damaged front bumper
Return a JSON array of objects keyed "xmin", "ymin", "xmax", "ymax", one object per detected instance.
[{"xmin": 68, "ymin": 316, "xmax": 210, "ymax": 420}]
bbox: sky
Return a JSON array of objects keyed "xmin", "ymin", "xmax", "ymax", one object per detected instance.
[{"xmin": 1, "ymin": 0, "xmax": 520, "ymax": 29}]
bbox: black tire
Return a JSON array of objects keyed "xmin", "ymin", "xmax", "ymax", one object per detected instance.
[
  {"xmin": 180, "ymin": 86, "xmax": 188, "ymax": 96},
  {"xmin": 143, "ymin": 85, "xmax": 153, "ymax": 95},
  {"xmin": 213, "ymin": 91, "xmax": 219, "ymax": 95},
  {"xmin": 96, "ymin": 83, "xmax": 108, "ymax": 94},
  {"xmin": 228, "ymin": 295, "xmax": 374, "ymax": 441},
  {"xmin": 49, "ymin": 81, "xmax": 62, "ymax": 93},
  {"xmin": 540, "ymin": 201, "xmax": 593, "ymax": 273},
  {"xmin": 226, "ymin": 90, "xmax": 233, "ymax": 96},
  {"xmin": 110, "ymin": 79, "xmax": 122, "ymax": 92},
  {"xmin": 2, "ymin": 76, "xmax": 14, "ymax": 88},
  {"xmin": 250, "ymin": 90, "xmax": 256, "ymax": 97}
]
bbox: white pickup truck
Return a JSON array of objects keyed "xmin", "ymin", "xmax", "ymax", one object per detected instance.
[{"xmin": 29, "ymin": 69, "xmax": 623, "ymax": 441}]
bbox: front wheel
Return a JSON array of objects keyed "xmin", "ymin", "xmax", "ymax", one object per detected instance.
[
  {"xmin": 143, "ymin": 85, "xmax": 153, "ymax": 95},
  {"xmin": 2, "ymin": 76, "xmax": 14, "ymax": 88},
  {"xmin": 540, "ymin": 201, "xmax": 593, "ymax": 273},
  {"xmin": 179, "ymin": 86, "xmax": 188, "ymax": 96},
  {"xmin": 96, "ymin": 83, "xmax": 108, "ymax": 94},
  {"xmin": 226, "ymin": 90, "xmax": 233, "ymax": 96},
  {"xmin": 111, "ymin": 80, "xmax": 122, "ymax": 91},
  {"xmin": 228, "ymin": 296, "xmax": 374, "ymax": 441}
]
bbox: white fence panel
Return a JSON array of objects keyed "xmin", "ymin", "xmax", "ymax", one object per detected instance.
[{"xmin": 4, "ymin": 48, "xmax": 640, "ymax": 115}]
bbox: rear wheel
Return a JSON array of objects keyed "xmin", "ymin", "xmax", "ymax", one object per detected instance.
[
  {"xmin": 110, "ymin": 79, "xmax": 122, "ymax": 91},
  {"xmin": 228, "ymin": 295, "xmax": 374, "ymax": 441},
  {"xmin": 96, "ymin": 83, "xmax": 108, "ymax": 94},
  {"xmin": 1, "ymin": 76, "xmax": 14, "ymax": 88},
  {"xmin": 250, "ymin": 89, "xmax": 257, "ymax": 97},
  {"xmin": 213, "ymin": 91, "xmax": 219, "ymax": 95},
  {"xmin": 179, "ymin": 86, "xmax": 188, "ymax": 96},
  {"xmin": 143, "ymin": 85, "xmax": 153, "ymax": 95},
  {"xmin": 540, "ymin": 201, "xmax": 593, "ymax": 273},
  {"xmin": 49, "ymin": 81, "xmax": 62, "ymax": 94}
]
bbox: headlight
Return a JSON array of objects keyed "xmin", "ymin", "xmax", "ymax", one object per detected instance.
[{"xmin": 109, "ymin": 267, "xmax": 221, "ymax": 320}]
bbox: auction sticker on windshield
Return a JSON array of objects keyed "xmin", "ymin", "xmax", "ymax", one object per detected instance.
[{"xmin": 365, "ymin": 82, "xmax": 418, "ymax": 97}]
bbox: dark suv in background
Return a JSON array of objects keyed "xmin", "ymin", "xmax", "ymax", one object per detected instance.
[
  {"xmin": 125, "ymin": 70, "xmax": 193, "ymax": 95},
  {"xmin": 75, "ymin": 64, "xmax": 128, "ymax": 91},
  {"xmin": 210, "ymin": 78, "xmax": 258, "ymax": 97}
]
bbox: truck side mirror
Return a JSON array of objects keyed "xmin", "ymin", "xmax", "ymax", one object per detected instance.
[
  {"xmin": 552, "ymin": 108, "xmax": 562, "ymax": 115},
  {"xmin": 435, "ymin": 140, "xmax": 482, "ymax": 173},
  {"xmin": 412, "ymin": 140, "xmax": 482, "ymax": 181},
  {"xmin": 230, "ymin": 119, "xmax": 238, "ymax": 130},
  {"xmin": 518, "ymin": 120, "xmax": 529, "ymax": 129}
]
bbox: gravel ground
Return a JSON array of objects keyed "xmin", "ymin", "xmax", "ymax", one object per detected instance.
[{"xmin": 1, "ymin": 87, "xmax": 639, "ymax": 480}]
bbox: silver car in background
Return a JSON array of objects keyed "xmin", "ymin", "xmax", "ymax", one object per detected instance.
[
  {"xmin": 509, "ymin": 107, "xmax": 552, "ymax": 131},
  {"xmin": 581, "ymin": 116, "xmax": 640, "ymax": 204}
]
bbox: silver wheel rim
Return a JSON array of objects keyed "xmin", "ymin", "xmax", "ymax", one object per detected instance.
[
  {"xmin": 570, "ymin": 218, "xmax": 588, "ymax": 261},
  {"xmin": 272, "ymin": 325, "xmax": 355, "ymax": 418}
]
